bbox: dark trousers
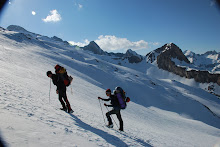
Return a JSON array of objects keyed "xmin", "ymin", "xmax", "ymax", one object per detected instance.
[
  {"xmin": 58, "ymin": 90, "xmax": 72, "ymax": 111},
  {"xmin": 106, "ymin": 109, "xmax": 123, "ymax": 131}
]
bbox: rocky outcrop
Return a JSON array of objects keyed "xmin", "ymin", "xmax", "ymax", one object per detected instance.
[
  {"xmin": 156, "ymin": 43, "xmax": 220, "ymax": 85},
  {"xmin": 146, "ymin": 43, "xmax": 190, "ymax": 64},
  {"xmin": 7, "ymin": 25, "xmax": 29, "ymax": 33},
  {"xmin": 124, "ymin": 49, "xmax": 143, "ymax": 63},
  {"xmin": 82, "ymin": 41, "xmax": 106, "ymax": 55},
  {"xmin": 82, "ymin": 42, "xmax": 143, "ymax": 63},
  {"xmin": 51, "ymin": 36, "xmax": 63, "ymax": 42},
  {"xmin": 186, "ymin": 70, "xmax": 220, "ymax": 84},
  {"xmin": 158, "ymin": 43, "xmax": 190, "ymax": 63},
  {"xmin": 184, "ymin": 50, "xmax": 220, "ymax": 72}
]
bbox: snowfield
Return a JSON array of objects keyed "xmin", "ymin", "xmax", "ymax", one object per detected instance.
[{"xmin": 0, "ymin": 27, "xmax": 220, "ymax": 147}]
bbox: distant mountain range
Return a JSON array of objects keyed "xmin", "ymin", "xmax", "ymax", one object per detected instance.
[
  {"xmin": 146, "ymin": 43, "xmax": 220, "ymax": 74},
  {"xmin": 82, "ymin": 38, "xmax": 220, "ymax": 85},
  {"xmin": 3, "ymin": 25, "xmax": 220, "ymax": 86},
  {"xmin": 81, "ymin": 40, "xmax": 143, "ymax": 63},
  {"xmin": 184, "ymin": 50, "xmax": 220, "ymax": 73},
  {"xmin": 146, "ymin": 43, "xmax": 219, "ymax": 85}
]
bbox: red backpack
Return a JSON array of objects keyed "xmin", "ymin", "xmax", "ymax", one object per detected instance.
[{"xmin": 55, "ymin": 64, "xmax": 73, "ymax": 87}]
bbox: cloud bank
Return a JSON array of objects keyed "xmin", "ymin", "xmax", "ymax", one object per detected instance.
[
  {"xmin": 95, "ymin": 35, "xmax": 149, "ymax": 51},
  {"xmin": 69, "ymin": 39, "xmax": 90, "ymax": 47},
  {"xmin": 42, "ymin": 10, "xmax": 61, "ymax": 22},
  {"xmin": 69, "ymin": 35, "xmax": 154, "ymax": 51}
]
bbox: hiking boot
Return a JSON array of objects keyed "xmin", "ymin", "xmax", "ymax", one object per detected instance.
[
  {"xmin": 60, "ymin": 107, "xmax": 67, "ymax": 111},
  {"xmin": 68, "ymin": 109, "xmax": 74, "ymax": 113},
  {"xmin": 106, "ymin": 124, "xmax": 113, "ymax": 128},
  {"xmin": 119, "ymin": 128, "xmax": 124, "ymax": 131}
]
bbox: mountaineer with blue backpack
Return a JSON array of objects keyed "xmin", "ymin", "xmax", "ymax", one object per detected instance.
[{"xmin": 98, "ymin": 87, "xmax": 130, "ymax": 131}]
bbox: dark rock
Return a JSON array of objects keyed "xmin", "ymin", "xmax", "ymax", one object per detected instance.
[
  {"xmin": 156, "ymin": 43, "xmax": 220, "ymax": 85},
  {"xmin": 82, "ymin": 41, "xmax": 105, "ymax": 55},
  {"xmin": 124, "ymin": 49, "xmax": 143, "ymax": 63}
]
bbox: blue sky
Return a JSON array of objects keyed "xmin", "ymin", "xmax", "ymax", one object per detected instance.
[{"xmin": 0, "ymin": 0, "xmax": 220, "ymax": 55}]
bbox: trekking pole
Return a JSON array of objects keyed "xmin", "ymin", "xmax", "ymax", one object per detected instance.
[
  {"xmin": 49, "ymin": 79, "xmax": 51, "ymax": 104},
  {"xmin": 105, "ymin": 106, "xmax": 119, "ymax": 129},
  {"xmin": 98, "ymin": 99, "xmax": 106, "ymax": 125}
]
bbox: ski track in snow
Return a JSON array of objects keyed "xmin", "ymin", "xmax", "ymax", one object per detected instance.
[{"xmin": 0, "ymin": 28, "xmax": 220, "ymax": 147}]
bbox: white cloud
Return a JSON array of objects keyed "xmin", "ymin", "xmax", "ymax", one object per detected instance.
[
  {"xmin": 32, "ymin": 11, "xmax": 36, "ymax": 16},
  {"xmin": 75, "ymin": 3, "xmax": 83, "ymax": 9},
  {"xmin": 69, "ymin": 35, "xmax": 160, "ymax": 53},
  {"xmin": 78, "ymin": 4, "xmax": 83, "ymax": 9},
  {"xmin": 150, "ymin": 42, "xmax": 160, "ymax": 46},
  {"xmin": 42, "ymin": 9, "xmax": 62, "ymax": 22},
  {"xmin": 68, "ymin": 39, "xmax": 90, "ymax": 47},
  {"xmin": 95, "ymin": 35, "xmax": 149, "ymax": 51}
]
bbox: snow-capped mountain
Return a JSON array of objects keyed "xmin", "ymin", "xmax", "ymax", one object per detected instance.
[
  {"xmin": 82, "ymin": 41, "xmax": 106, "ymax": 55},
  {"xmin": 0, "ymin": 25, "xmax": 220, "ymax": 147},
  {"xmin": 146, "ymin": 43, "xmax": 220, "ymax": 87},
  {"xmin": 146, "ymin": 43, "xmax": 220, "ymax": 74},
  {"xmin": 184, "ymin": 50, "xmax": 220, "ymax": 73},
  {"xmin": 7, "ymin": 25, "xmax": 69, "ymax": 46},
  {"xmin": 81, "ymin": 41, "xmax": 143, "ymax": 63},
  {"xmin": 146, "ymin": 43, "xmax": 189, "ymax": 64},
  {"xmin": 124, "ymin": 49, "xmax": 143, "ymax": 63}
]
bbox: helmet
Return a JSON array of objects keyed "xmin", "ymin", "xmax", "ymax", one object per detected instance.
[
  {"xmin": 55, "ymin": 64, "xmax": 61, "ymax": 70},
  {"xmin": 105, "ymin": 89, "xmax": 111, "ymax": 94},
  {"xmin": 106, "ymin": 89, "xmax": 111, "ymax": 93}
]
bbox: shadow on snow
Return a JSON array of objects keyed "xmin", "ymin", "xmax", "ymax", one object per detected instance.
[{"xmin": 68, "ymin": 114, "xmax": 152, "ymax": 147}]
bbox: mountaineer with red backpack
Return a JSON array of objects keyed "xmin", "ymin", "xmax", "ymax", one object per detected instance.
[{"xmin": 47, "ymin": 64, "xmax": 73, "ymax": 113}]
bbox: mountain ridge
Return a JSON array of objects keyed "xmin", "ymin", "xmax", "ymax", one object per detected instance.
[
  {"xmin": 5, "ymin": 25, "xmax": 220, "ymax": 86},
  {"xmin": 146, "ymin": 43, "xmax": 220, "ymax": 86}
]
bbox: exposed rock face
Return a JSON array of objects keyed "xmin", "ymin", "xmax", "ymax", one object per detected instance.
[
  {"xmin": 156, "ymin": 43, "xmax": 220, "ymax": 85},
  {"xmin": 124, "ymin": 49, "xmax": 143, "ymax": 63},
  {"xmin": 186, "ymin": 70, "xmax": 220, "ymax": 84},
  {"xmin": 82, "ymin": 41, "xmax": 106, "ymax": 55},
  {"xmin": 157, "ymin": 43, "xmax": 190, "ymax": 63},
  {"xmin": 146, "ymin": 43, "xmax": 189, "ymax": 64},
  {"xmin": 51, "ymin": 36, "xmax": 63, "ymax": 42},
  {"xmin": 82, "ymin": 41, "xmax": 143, "ymax": 63},
  {"xmin": 7, "ymin": 25, "xmax": 28, "ymax": 33},
  {"xmin": 184, "ymin": 50, "xmax": 220, "ymax": 73}
]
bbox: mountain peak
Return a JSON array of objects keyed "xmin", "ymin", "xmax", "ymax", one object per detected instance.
[
  {"xmin": 82, "ymin": 41, "xmax": 105, "ymax": 55},
  {"xmin": 124, "ymin": 49, "xmax": 143, "ymax": 63},
  {"xmin": 146, "ymin": 43, "xmax": 190, "ymax": 64},
  {"xmin": 125, "ymin": 49, "xmax": 138, "ymax": 56},
  {"xmin": 89, "ymin": 41, "xmax": 100, "ymax": 48},
  {"xmin": 7, "ymin": 25, "xmax": 29, "ymax": 33},
  {"xmin": 203, "ymin": 50, "xmax": 218, "ymax": 55},
  {"xmin": 51, "ymin": 36, "xmax": 63, "ymax": 42}
]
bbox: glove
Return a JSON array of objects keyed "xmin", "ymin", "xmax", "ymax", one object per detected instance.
[
  {"xmin": 104, "ymin": 103, "xmax": 107, "ymax": 106},
  {"xmin": 98, "ymin": 97, "xmax": 102, "ymax": 100}
]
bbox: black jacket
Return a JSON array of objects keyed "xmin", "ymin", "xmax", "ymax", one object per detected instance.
[
  {"xmin": 51, "ymin": 74, "xmax": 66, "ymax": 91},
  {"xmin": 102, "ymin": 94, "xmax": 120, "ymax": 109}
]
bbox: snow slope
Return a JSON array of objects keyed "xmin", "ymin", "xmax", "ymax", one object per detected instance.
[{"xmin": 0, "ymin": 26, "xmax": 220, "ymax": 147}]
